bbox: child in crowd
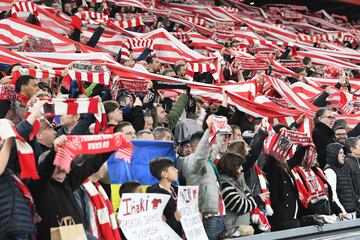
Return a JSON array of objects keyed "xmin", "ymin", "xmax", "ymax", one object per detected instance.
[
  {"xmin": 118, "ymin": 181, "xmax": 143, "ymax": 240},
  {"xmin": 147, "ymin": 157, "xmax": 183, "ymax": 237},
  {"xmin": 119, "ymin": 181, "xmax": 143, "ymax": 198}
]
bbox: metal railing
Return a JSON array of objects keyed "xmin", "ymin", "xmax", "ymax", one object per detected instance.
[{"xmin": 234, "ymin": 219, "xmax": 360, "ymax": 240}]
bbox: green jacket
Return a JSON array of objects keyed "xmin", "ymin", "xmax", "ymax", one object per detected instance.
[{"xmin": 166, "ymin": 93, "xmax": 189, "ymax": 131}]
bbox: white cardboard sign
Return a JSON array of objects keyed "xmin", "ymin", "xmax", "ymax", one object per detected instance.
[
  {"xmin": 178, "ymin": 186, "xmax": 208, "ymax": 240},
  {"xmin": 118, "ymin": 193, "xmax": 181, "ymax": 240}
]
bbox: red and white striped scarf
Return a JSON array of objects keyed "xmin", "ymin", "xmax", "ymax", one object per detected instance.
[
  {"xmin": 120, "ymin": 38, "xmax": 153, "ymax": 61},
  {"xmin": 68, "ymin": 70, "xmax": 111, "ymax": 86},
  {"xmin": 245, "ymin": 39, "xmax": 294, "ymax": 47},
  {"xmin": 12, "ymin": 68, "xmax": 63, "ymax": 82},
  {"xmin": 251, "ymin": 208, "xmax": 271, "ymax": 232},
  {"xmin": 11, "ymin": 1, "xmax": 38, "ymax": 17},
  {"xmin": 264, "ymin": 75, "xmax": 318, "ymax": 113},
  {"xmin": 113, "ymin": 17, "xmax": 144, "ymax": 29},
  {"xmin": 208, "ymin": 115, "xmax": 230, "ymax": 146},
  {"xmin": 12, "ymin": 172, "xmax": 41, "ymax": 224},
  {"xmin": 331, "ymin": 13, "xmax": 348, "ymax": 22},
  {"xmin": 228, "ymin": 46, "xmax": 249, "ymax": 57},
  {"xmin": 254, "ymin": 165, "xmax": 273, "ymax": 216},
  {"xmin": 125, "ymin": 38, "xmax": 153, "ymax": 49},
  {"xmin": 339, "ymin": 91, "xmax": 357, "ymax": 114},
  {"xmin": 54, "ymin": 132, "xmax": 133, "ymax": 172},
  {"xmin": 262, "ymin": 129, "xmax": 315, "ymax": 163},
  {"xmin": 230, "ymin": 58, "xmax": 269, "ymax": 72},
  {"xmin": 186, "ymin": 62, "xmax": 219, "ymax": 82},
  {"xmin": 219, "ymin": 6, "xmax": 238, "ymax": 14},
  {"xmin": 171, "ymin": 32, "xmax": 190, "ymax": 43},
  {"xmin": 86, "ymin": 0, "xmax": 104, "ymax": 3},
  {"xmin": 116, "ymin": 12, "xmax": 157, "ymax": 23},
  {"xmin": 184, "ymin": 17, "xmax": 207, "ymax": 27},
  {"xmin": 35, "ymin": 97, "xmax": 107, "ymax": 134},
  {"xmin": 76, "ymin": 11, "xmax": 109, "ymax": 24},
  {"xmin": 291, "ymin": 166, "xmax": 329, "ymax": 208},
  {"xmin": 82, "ymin": 179, "xmax": 121, "ymax": 240},
  {"xmin": 0, "ymin": 119, "xmax": 39, "ymax": 180}
]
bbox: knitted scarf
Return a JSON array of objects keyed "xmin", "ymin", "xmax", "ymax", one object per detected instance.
[
  {"xmin": 0, "ymin": 119, "xmax": 39, "ymax": 179},
  {"xmin": 28, "ymin": 97, "xmax": 107, "ymax": 134},
  {"xmin": 12, "ymin": 68, "xmax": 63, "ymax": 83},
  {"xmin": 186, "ymin": 62, "xmax": 219, "ymax": 82},
  {"xmin": 68, "ymin": 70, "xmax": 111, "ymax": 86},
  {"xmin": 113, "ymin": 17, "xmax": 144, "ymax": 29},
  {"xmin": 82, "ymin": 179, "xmax": 121, "ymax": 240},
  {"xmin": 263, "ymin": 129, "xmax": 315, "ymax": 164},
  {"xmin": 208, "ymin": 115, "xmax": 230, "ymax": 146},
  {"xmin": 11, "ymin": 1, "xmax": 38, "ymax": 17},
  {"xmin": 17, "ymin": 93, "xmax": 29, "ymax": 106},
  {"xmin": 254, "ymin": 164, "xmax": 273, "ymax": 216},
  {"xmin": 54, "ymin": 132, "xmax": 133, "ymax": 173},
  {"xmin": 291, "ymin": 166, "xmax": 329, "ymax": 208}
]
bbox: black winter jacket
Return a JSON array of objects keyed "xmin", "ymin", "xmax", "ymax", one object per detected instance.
[
  {"xmin": 29, "ymin": 149, "xmax": 112, "ymax": 240},
  {"xmin": 0, "ymin": 169, "xmax": 36, "ymax": 239},
  {"xmin": 347, "ymin": 155, "xmax": 360, "ymax": 200},
  {"xmin": 324, "ymin": 143, "xmax": 358, "ymax": 213},
  {"xmin": 263, "ymin": 147, "xmax": 306, "ymax": 231},
  {"xmin": 312, "ymin": 122, "xmax": 335, "ymax": 169},
  {"xmin": 243, "ymin": 129, "xmax": 268, "ymax": 196}
]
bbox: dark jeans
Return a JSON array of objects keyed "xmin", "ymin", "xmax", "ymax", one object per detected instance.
[
  {"xmin": 15, "ymin": 235, "xmax": 28, "ymax": 240},
  {"xmin": 3, "ymin": 234, "xmax": 29, "ymax": 240},
  {"xmin": 203, "ymin": 216, "xmax": 225, "ymax": 240}
]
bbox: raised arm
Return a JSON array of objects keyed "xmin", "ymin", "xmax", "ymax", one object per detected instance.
[
  {"xmin": 87, "ymin": 26, "xmax": 105, "ymax": 48},
  {"xmin": 243, "ymin": 129, "xmax": 268, "ymax": 172},
  {"xmin": 167, "ymin": 93, "xmax": 189, "ymax": 131},
  {"xmin": 68, "ymin": 152, "xmax": 113, "ymax": 191}
]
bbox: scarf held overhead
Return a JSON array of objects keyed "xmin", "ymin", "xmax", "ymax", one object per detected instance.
[
  {"xmin": 263, "ymin": 129, "xmax": 316, "ymax": 165},
  {"xmin": 54, "ymin": 132, "xmax": 133, "ymax": 173}
]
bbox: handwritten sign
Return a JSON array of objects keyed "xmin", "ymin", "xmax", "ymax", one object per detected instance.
[
  {"xmin": 118, "ymin": 193, "xmax": 181, "ymax": 240},
  {"xmin": 178, "ymin": 186, "xmax": 208, "ymax": 240}
]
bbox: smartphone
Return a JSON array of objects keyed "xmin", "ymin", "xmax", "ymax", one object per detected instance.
[{"xmin": 43, "ymin": 102, "xmax": 55, "ymax": 115}]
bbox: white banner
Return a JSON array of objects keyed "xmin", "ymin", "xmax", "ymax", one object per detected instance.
[
  {"xmin": 118, "ymin": 193, "xmax": 181, "ymax": 240},
  {"xmin": 178, "ymin": 186, "xmax": 209, "ymax": 240}
]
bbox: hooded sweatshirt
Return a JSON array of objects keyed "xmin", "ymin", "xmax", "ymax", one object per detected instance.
[{"xmin": 324, "ymin": 143, "xmax": 357, "ymax": 213}]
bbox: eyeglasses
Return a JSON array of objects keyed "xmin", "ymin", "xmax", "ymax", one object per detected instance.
[
  {"xmin": 322, "ymin": 115, "xmax": 335, "ymax": 120},
  {"xmin": 221, "ymin": 134, "xmax": 232, "ymax": 139}
]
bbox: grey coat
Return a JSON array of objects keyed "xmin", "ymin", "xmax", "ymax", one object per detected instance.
[{"xmin": 181, "ymin": 129, "xmax": 221, "ymax": 215}]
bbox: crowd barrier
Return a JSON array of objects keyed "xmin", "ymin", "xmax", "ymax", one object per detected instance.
[{"xmin": 237, "ymin": 219, "xmax": 360, "ymax": 240}]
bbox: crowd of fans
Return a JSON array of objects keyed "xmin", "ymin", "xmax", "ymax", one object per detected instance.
[{"xmin": 0, "ymin": 0, "xmax": 360, "ymax": 240}]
